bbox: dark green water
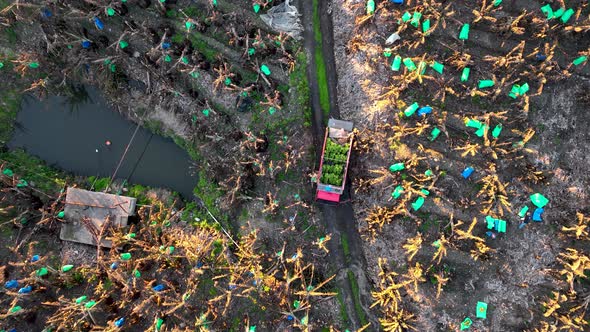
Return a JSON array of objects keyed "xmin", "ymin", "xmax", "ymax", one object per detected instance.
[{"xmin": 8, "ymin": 86, "xmax": 198, "ymax": 198}]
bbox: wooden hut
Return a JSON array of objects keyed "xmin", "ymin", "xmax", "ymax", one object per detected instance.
[{"xmin": 59, "ymin": 187, "xmax": 136, "ymax": 248}]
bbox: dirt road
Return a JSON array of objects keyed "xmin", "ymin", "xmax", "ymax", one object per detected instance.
[{"xmin": 295, "ymin": 0, "xmax": 378, "ymax": 329}]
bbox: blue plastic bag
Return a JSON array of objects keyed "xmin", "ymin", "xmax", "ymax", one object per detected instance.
[
  {"xmin": 93, "ymin": 17, "xmax": 104, "ymax": 30},
  {"xmin": 533, "ymin": 208, "xmax": 544, "ymax": 222},
  {"xmin": 4, "ymin": 280, "xmax": 18, "ymax": 289},
  {"xmin": 18, "ymin": 286, "xmax": 32, "ymax": 294},
  {"xmin": 82, "ymin": 40, "xmax": 91, "ymax": 49},
  {"xmin": 462, "ymin": 167, "xmax": 474, "ymax": 179},
  {"xmin": 115, "ymin": 317, "xmax": 125, "ymax": 327},
  {"xmin": 417, "ymin": 106, "xmax": 432, "ymax": 116}
]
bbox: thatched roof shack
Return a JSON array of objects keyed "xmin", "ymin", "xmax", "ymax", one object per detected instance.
[{"xmin": 59, "ymin": 187, "xmax": 136, "ymax": 248}]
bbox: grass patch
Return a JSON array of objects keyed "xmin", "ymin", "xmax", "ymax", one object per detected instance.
[
  {"xmin": 87, "ymin": 176, "xmax": 110, "ymax": 192},
  {"xmin": 188, "ymin": 33, "xmax": 219, "ymax": 63},
  {"xmin": 0, "ymin": 149, "xmax": 67, "ymax": 194},
  {"xmin": 336, "ymin": 289, "xmax": 350, "ymax": 327},
  {"xmin": 172, "ymin": 136, "xmax": 201, "ymax": 161},
  {"xmin": 341, "ymin": 233, "xmax": 350, "ymax": 262},
  {"xmin": 289, "ymin": 51, "xmax": 311, "ymax": 127},
  {"xmin": 171, "ymin": 32, "xmax": 185, "ymax": 44},
  {"xmin": 347, "ymin": 270, "xmax": 368, "ymax": 326},
  {"xmin": 3, "ymin": 26, "xmax": 17, "ymax": 45},
  {"xmin": 0, "ymin": 89, "xmax": 20, "ymax": 144},
  {"xmin": 312, "ymin": 0, "xmax": 330, "ymax": 121}
]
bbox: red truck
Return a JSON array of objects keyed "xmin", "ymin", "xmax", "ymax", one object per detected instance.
[{"xmin": 316, "ymin": 119, "xmax": 354, "ymax": 203}]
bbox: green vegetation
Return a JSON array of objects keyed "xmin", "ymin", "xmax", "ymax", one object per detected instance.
[
  {"xmin": 172, "ymin": 136, "xmax": 201, "ymax": 161},
  {"xmin": 189, "ymin": 33, "xmax": 219, "ymax": 63},
  {"xmin": 87, "ymin": 176, "xmax": 110, "ymax": 192},
  {"xmin": 0, "ymin": 89, "xmax": 20, "ymax": 144},
  {"xmin": 171, "ymin": 32, "xmax": 184, "ymax": 44},
  {"xmin": 336, "ymin": 289, "xmax": 350, "ymax": 327},
  {"xmin": 289, "ymin": 51, "xmax": 312, "ymax": 127},
  {"xmin": 312, "ymin": 0, "xmax": 330, "ymax": 121},
  {"xmin": 3, "ymin": 27, "xmax": 17, "ymax": 45},
  {"xmin": 348, "ymin": 270, "xmax": 368, "ymax": 326},
  {"xmin": 341, "ymin": 233, "xmax": 350, "ymax": 262},
  {"xmin": 320, "ymin": 139, "xmax": 350, "ymax": 186},
  {"xmin": 0, "ymin": 149, "xmax": 67, "ymax": 194}
]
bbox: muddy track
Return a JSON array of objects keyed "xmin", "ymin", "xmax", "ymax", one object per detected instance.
[{"xmin": 296, "ymin": 0, "xmax": 379, "ymax": 330}]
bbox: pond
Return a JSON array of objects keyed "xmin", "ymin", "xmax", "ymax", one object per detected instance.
[{"xmin": 8, "ymin": 85, "xmax": 198, "ymax": 198}]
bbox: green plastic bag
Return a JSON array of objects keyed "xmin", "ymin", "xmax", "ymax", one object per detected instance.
[
  {"xmin": 573, "ymin": 56, "xmax": 588, "ymax": 66},
  {"xmin": 475, "ymin": 125, "xmax": 488, "ymax": 137},
  {"xmin": 486, "ymin": 216, "xmax": 495, "ymax": 229},
  {"xmin": 155, "ymin": 318, "xmax": 164, "ymax": 331},
  {"xmin": 465, "ymin": 118, "xmax": 483, "ymax": 129},
  {"xmin": 431, "ymin": 61, "xmax": 444, "ymax": 74},
  {"xmin": 476, "ymin": 301, "xmax": 488, "ymax": 319},
  {"xmin": 411, "ymin": 196, "xmax": 424, "ymax": 211},
  {"xmin": 119, "ymin": 40, "xmax": 129, "ymax": 49},
  {"xmin": 383, "ymin": 48, "xmax": 392, "ymax": 57},
  {"xmin": 36, "ymin": 267, "xmax": 48, "ymax": 277},
  {"xmin": 260, "ymin": 64, "xmax": 271, "ymax": 75},
  {"xmin": 461, "ymin": 67, "xmax": 470, "ymax": 82},
  {"xmin": 76, "ymin": 296, "xmax": 88, "ymax": 304},
  {"xmin": 402, "ymin": 12, "xmax": 412, "ymax": 22},
  {"xmin": 460, "ymin": 317, "xmax": 472, "ymax": 330},
  {"xmin": 29, "ymin": 62, "xmax": 39, "ymax": 68},
  {"xmin": 61, "ymin": 265, "xmax": 74, "ymax": 272},
  {"xmin": 17, "ymin": 179, "xmax": 28, "ymax": 188},
  {"xmin": 185, "ymin": 21, "xmax": 193, "ymax": 30},
  {"xmin": 422, "ymin": 19, "xmax": 431, "ymax": 34},
  {"xmin": 107, "ymin": 7, "xmax": 116, "ymax": 16},
  {"xmin": 493, "ymin": 0, "xmax": 502, "ymax": 6},
  {"xmin": 84, "ymin": 301, "xmax": 96, "ymax": 309},
  {"xmin": 2, "ymin": 168, "xmax": 13, "ymax": 176},
  {"xmin": 164, "ymin": 55, "xmax": 171, "ymax": 62},
  {"xmin": 425, "ymin": 169, "xmax": 433, "ymax": 177},
  {"xmin": 403, "ymin": 58, "xmax": 417, "ymax": 71},
  {"xmin": 552, "ymin": 8, "xmax": 564, "ymax": 18},
  {"xmin": 389, "ymin": 163, "xmax": 405, "ymax": 172},
  {"xmin": 430, "ymin": 127, "xmax": 441, "ymax": 141},
  {"xmin": 491, "ymin": 124, "xmax": 502, "ymax": 138},
  {"xmin": 268, "ymin": 107, "xmax": 276, "ymax": 115},
  {"xmin": 478, "ymin": 80, "xmax": 495, "ymax": 88},
  {"xmin": 410, "ymin": 12, "xmax": 422, "ymax": 28},
  {"xmin": 253, "ymin": 4, "xmax": 260, "ymax": 13},
  {"xmin": 121, "ymin": 253, "xmax": 132, "ymax": 260},
  {"xmin": 497, "ymin": 220, "xmax": 506, "ymax": 233},
  {"xmin": 560, "ymin": 8, "xmax": 574, "ymax": 23},
  {"xmin": 0, "ymin": 62, "xmax": 4, "ymax": 69},
  {"xmin": 420, "ymin": 188, "xmax": 430, "ymax": 196},
  {"xmin": 10, "ymin": 306, "xmax": 22, "ymax": 313},
  {"xmin": 418, "ymin": 61, "xmax": 427, "ymax": 75},
  {"xmin": 202, "ymin": 109, "xmax": 210, "ymax": 117},
  {"xmin": 366, "ymin": 0, "xmax": 375, "ymax": 15},
  {"xmin": 459, "ymin": 24, "xmax": 470, "ymax": 40},
  {"xmin": 391, "ymin": 55, "xmax": 402, "ymax": 71},
  {"xmin": 530, "ymin": 193, "xmax": 549, "ymax": 208},
  {"xmin": 404, "ymin": 102, "xmax": 419, "ymax": 116},
  {"xmin": 540, "ymin": 4, "xmax": 553, "ymax": 19},
  {"xmin": 392, "ymin": 185, "xmax": 404, "ymax": 199},
  {"xmin": 248, "ymin": 47, "xmax": 255, "ymax": 56}
]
